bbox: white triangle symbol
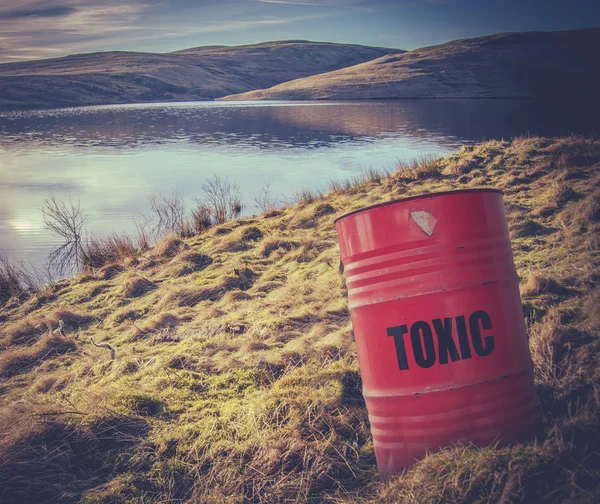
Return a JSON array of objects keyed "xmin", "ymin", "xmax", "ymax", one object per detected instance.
[{"xmin": 410, "ymin": 211, "xmax": 437, "ymax": 237}]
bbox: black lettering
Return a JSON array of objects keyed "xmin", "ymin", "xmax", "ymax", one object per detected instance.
[
  {"xmin": 432, "ymin": 318, "xmax": 461, "ymax": 364},
  {"xmin": 387, "ymin": 325, "xmax": 409, "ymax": 370},
  {"xmin": 469, "ymin": 311, "xmax": 495, "ymax": 357},
  {"xmin": 455, "ymin": 315, "xmax": 472, "ymax": 360},
  {"xmin": 410, "ymin": 321, "xmax": 436, "ymax": 368}
]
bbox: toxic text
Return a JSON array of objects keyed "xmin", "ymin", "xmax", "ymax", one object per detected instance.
[{"xmin": 386, "ymin": 311, "xmax": 495, "ymax": 370}]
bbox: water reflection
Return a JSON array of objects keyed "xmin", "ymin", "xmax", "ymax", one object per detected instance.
[
  {"xmin": 0, "ymin": 99, "xmax": 598, "ymax": 267},
  {"xmin": 2, "ymin": 100, "xmax": 597, "ymax": 153}
]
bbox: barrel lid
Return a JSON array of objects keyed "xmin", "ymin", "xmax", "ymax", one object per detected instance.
[{"xmin": 334, "ymin": 188, "xmax": 504, "ymax": 223}]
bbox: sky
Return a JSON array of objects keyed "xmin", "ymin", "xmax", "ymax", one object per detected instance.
[{"xmin": 0, "ymin": 0, "xmax": 599, "ymax": 64}]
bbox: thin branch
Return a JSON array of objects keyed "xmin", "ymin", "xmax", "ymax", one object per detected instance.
[{"xmin": 90, "ymin": 337, "xmax": 116, "ymax": 360}]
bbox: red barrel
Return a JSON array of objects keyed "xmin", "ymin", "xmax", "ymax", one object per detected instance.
[{"xmin": 335, "ymin": 189, "xmax": 541, "ymax": 480}]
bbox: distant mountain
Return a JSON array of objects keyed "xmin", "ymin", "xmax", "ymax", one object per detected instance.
[
  {"xmin": 0, "ymin": 41, "xmax": 403, "ymax": 109},
  {"xmin": 220, "ymin": 28, "xmax": 600, "ymax": 101}
]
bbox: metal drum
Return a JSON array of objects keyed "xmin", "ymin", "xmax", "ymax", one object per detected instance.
[{"xmin": 335, "ymin": 189, "xmax": 541, "ymax": 480}]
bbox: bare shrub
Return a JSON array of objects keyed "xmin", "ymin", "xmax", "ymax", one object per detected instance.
[
  {"xmin": 146, "ymin": 190, "xmax": 216, "ymax": 238},
  {"xmin": 42, "ymin": 196, "xmax": 88, "ymax": 274},
  {"xmin": 254, "ymin": 182, "xmax": 278, "ymax": 213},
  {"xmin": 201, "ymin": 175, "xmax": 243, "ymax": 224},
  {"xmin": 131, "ymin": 215, "xmax": 153, "ymax": 250},
  {"xmin": 0, "ymin": 255, "xmax": 41, "ymax": 306},
  {"xmin": 148, "ymin": 190, "xmax": 186, "ymax": 235},
  {"xmin": 190, "ymin": 202, "xmax": 213, "ymax": 234}
]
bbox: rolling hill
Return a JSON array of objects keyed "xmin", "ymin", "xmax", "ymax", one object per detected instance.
[
  {"xmin": 0, "ymin": 41, "xmax": 402, "ymax": 109},
  {"xmin": 221, "ymin": 28, "xmax": 600, "ymax": 101}
]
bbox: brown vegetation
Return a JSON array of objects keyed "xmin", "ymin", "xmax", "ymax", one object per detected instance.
[
  {"xmin": 221, "ymin": 28, "xmax": 600, "ymax": 101},
  {"xmin": 0, "ymin": 136, "xmax": 599, "ymax": 503},
  {"xmin": 81, "ymin": 232, "xmax": 148, "ymax": 269},
  {"xmin": 118, "ymin": 276, "xmax": 156, "ymax": 298},
  {"xmin": 0, "ymin": 332, "xmax": 76, "ymax": 377},
  {"xmin": 0, "ymin": 255, "xmax": 41, "ymax": 307},
  {"xmin": 150, "ymin": 234, "xmax": 190, "ymax": 259},
  {"xmin": 0, "ymin": 41, "xmax": 401, "ymax": 109}
]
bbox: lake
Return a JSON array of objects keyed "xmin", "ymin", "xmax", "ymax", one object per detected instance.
[{"xmin": 1, "ymin": 99, "xmax": 598, "ymax": 270}]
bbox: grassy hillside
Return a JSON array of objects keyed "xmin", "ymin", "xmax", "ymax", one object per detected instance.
[
  {"xmin": 221, "ymin": 28, "xmax": 600, "ymax": 101},
  {"xmin": 1, "ymin": 136, "xmax": 599, "ymax": 503},
  {"xmin": 0, "ymin": 41, "xmax": 402, "ymax": 110}
]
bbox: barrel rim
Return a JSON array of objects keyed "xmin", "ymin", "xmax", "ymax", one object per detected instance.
[{"xmin": 334, "ymin": 188, "xmax": 504, "ymax": 223}]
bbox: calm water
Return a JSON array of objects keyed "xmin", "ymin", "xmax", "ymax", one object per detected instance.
[{"xmin": 1, "ymin": 99, "xmax": 598, "ymax": 268}]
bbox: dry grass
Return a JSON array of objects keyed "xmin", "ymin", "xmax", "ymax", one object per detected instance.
[
  {"xmin": 521, "ymin": 272, "xmax": 566, "ymax": 297},
  {"xmin": 0, "ymin": 332, "xmax": 77, "ymax": 377},
  {"xmin": 98, "ymin": 262, "xmax": 125, "ymax": 280},
  {"xmin": 1, "ymin": 136, "xmax": 599, "ymax": 503},
  {"xmin": 1, "ymin": 308, "xmax": 91, "ymax": 346},
  {"xmin": 118, "ymin": 275, "xmax": 156, "ymax": 298},
  {"xmin": 0, "ymin": 255, "xmax": 42, "ymax": 307},
  {"xmin": 259, "ymin": 239, "xmax": 300, "ymax": 257},
  {"xmin": 150, "ymin": 234, "xmax": 190, "ymax": 259},
  {"xmin": 241, "ymin": 226, "xmax": 264, "ymax": 242},
  {"xmin": 132, "ymin": 312, "xmax": 179, "ymax": 336},
  {"xmin": 81, "ymin": 232, "xmax": 147, "ymax": 269},
  {"xmin": 163, "ymin": 251, "xmax": 213, "ymax": 277},
  {"xmin": 0, "ymin": 410, "xmax": 148, "ymax": 504}
]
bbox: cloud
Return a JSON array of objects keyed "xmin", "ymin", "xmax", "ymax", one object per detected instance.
[
  {"xmin": 0, "ymin": 0, "xmax": 440, "ymax": 63},
  {"xmin": 0, "ymin": 1, "xmax": 155, "ymax": 62},
  {"xmin": 178, "ymin": 15, "xmax": 318, "ymax": 34},
  {"xmin": 257, "ymin": 0, "xmax": 362, "ymax": 5},
  {"xmin": 0, "ymin": 6, "xmax": 76, "ymax": 19},
  {"xmin": 0, "ymin": 0, "xmax": 341, "ymax": 63}
]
